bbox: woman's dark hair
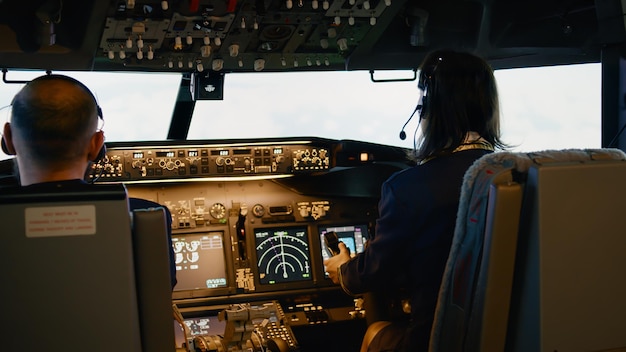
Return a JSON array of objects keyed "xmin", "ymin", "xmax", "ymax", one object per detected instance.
[{"xmin": 411, "ymin": 49, "xmax": 505, "ymax": 161}]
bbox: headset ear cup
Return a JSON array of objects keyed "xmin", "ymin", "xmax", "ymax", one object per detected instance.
[{"xmin": 1, "ymin": 137, "xmax": 14, "ymax": 155}]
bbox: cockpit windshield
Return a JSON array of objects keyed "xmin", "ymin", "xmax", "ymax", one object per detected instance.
[{"xmin": 0, "ymin": 62, "xmax": 600, "ymax": 162}]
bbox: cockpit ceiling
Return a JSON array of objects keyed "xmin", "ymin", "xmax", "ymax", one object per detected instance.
[{"xmin": 0, "ymin": 0, "xmax": 621, "ymax": 73}]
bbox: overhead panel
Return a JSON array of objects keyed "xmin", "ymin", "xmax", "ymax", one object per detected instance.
[{"xmin": 95, "ymin": 0, "xmax": 402, "ymax": 72}]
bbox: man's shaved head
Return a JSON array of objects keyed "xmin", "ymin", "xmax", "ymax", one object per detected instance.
[{"xmin": 9, "ymin": 74, "xmax": 100, "ymax": 165}]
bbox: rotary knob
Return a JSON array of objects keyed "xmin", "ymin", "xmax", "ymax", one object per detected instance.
[{"xmin": 252, "ymin": 204, "xmax": 265, "ymax": 218}]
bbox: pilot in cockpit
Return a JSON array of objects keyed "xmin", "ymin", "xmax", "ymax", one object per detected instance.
[
  {"xmin": 1, "ymin": 74, "xmax": 177, "ymax": 289},
  {"xmin": 324, "ymin": 49, "xmax": 507, "ymax": 352}
]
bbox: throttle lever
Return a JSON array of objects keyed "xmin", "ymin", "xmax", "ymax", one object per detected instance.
[{"xmin": 323, "ymin": 231, "xmax": 341, "ymax": 256}]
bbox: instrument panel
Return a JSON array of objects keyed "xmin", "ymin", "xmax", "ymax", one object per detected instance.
[
  {"xmin": 90, "ymin": 140, "xmax": 331, "ymax": 181},
  {"xmin": 95, "ymin": 137, "xmax": 411, "ymax": 352},
  {"xmin": 127, "ymin": 173, "xmax": 379, "ymax": 298}
]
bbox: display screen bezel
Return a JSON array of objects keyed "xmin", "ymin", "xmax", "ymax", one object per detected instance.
[
  {"xmin": 171, "ymin": 230, "xmax": 235, "ymax": 299},
  {"xmin": 318, "ymin": 224, "xmax": 369, "ymax": 278}
]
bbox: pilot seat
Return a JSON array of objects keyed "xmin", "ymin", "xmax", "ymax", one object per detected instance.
[
  {"xmin": 430, "ymin": 148, "xmax": 626, "ymax": 352},
  {"xmin": 0, "ymin": 183, "xmax": 175, "ymax": 352}
]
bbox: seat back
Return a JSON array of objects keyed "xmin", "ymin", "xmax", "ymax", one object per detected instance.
[
  {"xmin": 430, "ymin": 148, "xmax": 626, "ymax": 352},
  {"xmin": 0, "ymin": 183, "xmax": 142, "ymax": 351},
  {"xmin": 507, "ymin": 158, "xmax": 626, "ymax": 351},
  {"xmin": 132, "ymin": 207, "xmax": 176, "ymax": 352},
  {"xmin": 0, "ymin": 183, "xmax": 177, "ymax": 352}
]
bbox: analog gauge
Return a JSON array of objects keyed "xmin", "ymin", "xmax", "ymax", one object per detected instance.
[
  {"xmin": 252, "ymin": 204, "xmax": 265, "ymax": 218},
  {"xmin": 209, "ymin": 203, "xmax": 227, "ymax": 219}
]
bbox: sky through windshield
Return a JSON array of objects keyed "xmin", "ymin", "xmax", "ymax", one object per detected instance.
[{"xmin": 0, "ymin": 63, "xmax": 600, "ymax": 161}]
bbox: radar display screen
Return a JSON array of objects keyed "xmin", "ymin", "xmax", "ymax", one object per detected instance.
[{"xmin": 254, "ymin": 226, "xmax": 312, "ymax": 285}]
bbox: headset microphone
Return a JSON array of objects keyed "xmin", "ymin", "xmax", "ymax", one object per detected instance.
[{"xmin": 399, "ymin": 103, "xmax": 422, "ymax": 140}]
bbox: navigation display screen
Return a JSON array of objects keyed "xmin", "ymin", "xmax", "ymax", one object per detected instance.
[{"xmin": 254, "ymin": 226, "xmax": 312, "ymax": 285}]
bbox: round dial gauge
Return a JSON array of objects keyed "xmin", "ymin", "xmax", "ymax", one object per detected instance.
[
  {"xmin": 209, "ymin": 203, "xmax": 227, "ymax": 219},
  {"xmin": 252, "ymin": 204, "xmax": 265, "ymax": 218}
]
